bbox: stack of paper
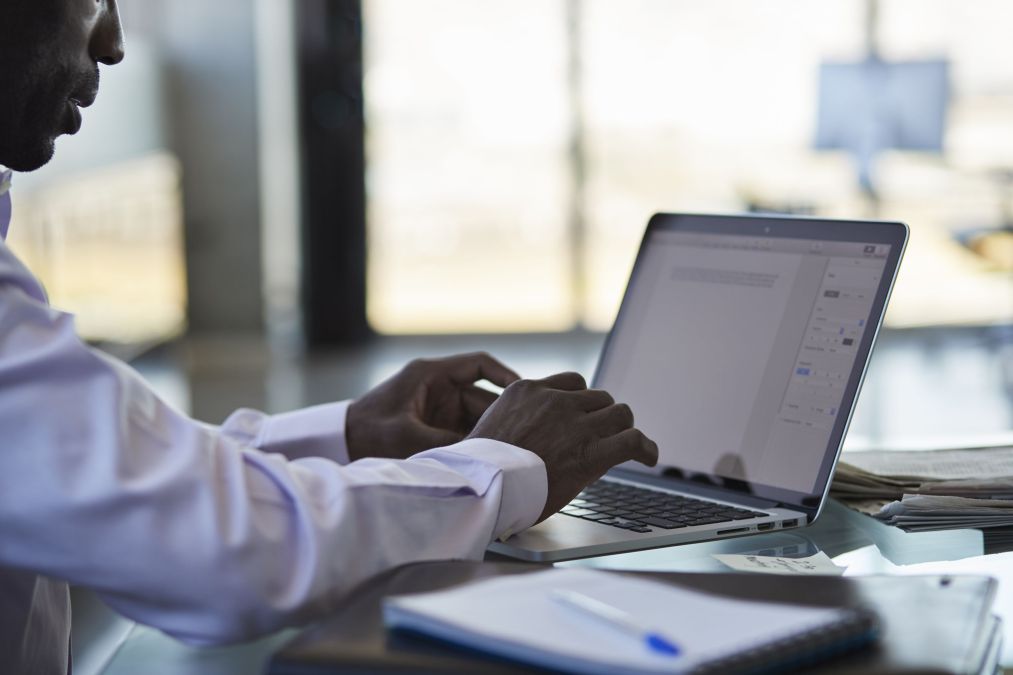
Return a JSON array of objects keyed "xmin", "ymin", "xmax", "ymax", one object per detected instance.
[
  {"xmin": 831, "ymin": 444, "xmax": 1013, "ymax": 532},
  {"xmin": 874, "ymin": 495, "xmax": 1013, "ymax": 531}
]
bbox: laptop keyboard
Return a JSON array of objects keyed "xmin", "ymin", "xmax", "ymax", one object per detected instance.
[{"xmin": 561, "ymin": 480, "xmax": 768, "ymax": 534}]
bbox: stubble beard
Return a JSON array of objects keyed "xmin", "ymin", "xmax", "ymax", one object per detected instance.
[{"xmin": 0, "ymin": 38, "xmax": 79, "ymax": 172}]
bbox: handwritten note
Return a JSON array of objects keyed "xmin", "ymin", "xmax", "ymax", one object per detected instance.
[{"xmin": 713, "ymin": 551, "xmax": 846, "ymax": 576}]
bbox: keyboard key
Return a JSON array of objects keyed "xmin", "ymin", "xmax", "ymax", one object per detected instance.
[
  {"xmin": 562, "ymin": 508, "xmax": 596, "ymax": 517},
  {"xmin": 581, "ymin": 513, "xmax": 615, "ymax": 522},
  {"xmin": 641, "ymin": 517, "xmax": 686, "ymax": 529},
  {"xmin": 687, "ymin": 515, "xmax": 728, "ymax": 525},
  {"xmin": 596, "ymin": 518, "xmax": 623, "ymax": 527}
]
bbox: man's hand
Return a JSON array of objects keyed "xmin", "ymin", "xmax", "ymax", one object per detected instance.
[
  {"xmin": 468, "ymin": 372, "xmax": 659, "ymax": 523},
  {"xmin": 346, "ymin": 352, "xmax": 520, "ymax": 462}
]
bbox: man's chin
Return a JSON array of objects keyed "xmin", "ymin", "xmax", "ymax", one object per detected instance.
[{"xmin": 1, "ymin": 138, "xmax": 57, "ymax": 173}]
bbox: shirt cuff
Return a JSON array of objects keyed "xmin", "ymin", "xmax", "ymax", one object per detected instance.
[
  {"xmin": 222, "ymin": 401, "xmax": 351, "ymax": 464},
  {"xmin": 416, "ymin": 439, "xmax": 547, "ymax": 541}
]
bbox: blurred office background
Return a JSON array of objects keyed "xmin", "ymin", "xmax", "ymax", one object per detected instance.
[{"xmin": 6, "ymin": 0, "xmax": 1012, "ymax": 443}]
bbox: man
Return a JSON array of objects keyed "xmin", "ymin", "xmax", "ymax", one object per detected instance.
[{"xmin": 0, "ymin": 1, "xmax": 658, "ymax": 673}]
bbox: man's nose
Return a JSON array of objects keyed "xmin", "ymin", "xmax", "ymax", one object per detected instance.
[{"xmin": 91, "ymin": 1, "xmax": 126, "ymax": 66}]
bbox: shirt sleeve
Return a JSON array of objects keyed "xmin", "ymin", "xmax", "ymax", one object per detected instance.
[
  {"xmin": 0, "ymin": 246, "xmax": 548, "ymax": 646},
  {"xmin": 220, "ymin": 402, "xmax": 353, "ymax": 465}
]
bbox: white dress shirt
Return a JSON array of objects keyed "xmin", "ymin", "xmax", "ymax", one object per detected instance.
[{"xmin": 0, "ymin": 171, "xmax": 547, "ymax": 674}]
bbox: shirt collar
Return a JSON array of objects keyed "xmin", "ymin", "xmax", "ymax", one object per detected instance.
[{"xmin": 0, "ymin": 167, "xmax": 12, "ymax": 241}]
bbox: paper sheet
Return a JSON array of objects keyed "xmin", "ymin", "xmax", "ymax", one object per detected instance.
[{"xmin": 713, "ymin": 551, "xmax": 847, "ymax": 576}]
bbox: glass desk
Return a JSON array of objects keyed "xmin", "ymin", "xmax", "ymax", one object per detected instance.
[
  {"xmin": 79, "ymin": 325, "xmax": 1012, "ymax": 674},
  {"xmin": 571, "ymin": 499, "xmax": 1013, "ymax": 666},
  {"xmin": 83, "ymin": 499, "xmax": 1012, "ymax": 674}
]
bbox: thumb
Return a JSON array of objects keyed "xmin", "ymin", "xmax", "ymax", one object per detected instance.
[{"xmin": 597, "ymin": 428, "xmax": 659, "ymax": 472}]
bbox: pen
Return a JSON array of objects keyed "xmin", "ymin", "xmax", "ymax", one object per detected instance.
[{"xmin": 549, "ymin": 589, "xmax": 681, "ymax": 657}]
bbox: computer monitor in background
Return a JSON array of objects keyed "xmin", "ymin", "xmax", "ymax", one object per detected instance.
[{"xmin": 815, "ymin": 58, "xmax": 950, "ymax": 198}]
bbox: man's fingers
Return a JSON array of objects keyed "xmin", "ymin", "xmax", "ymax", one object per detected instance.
[
  {"xmin": 586, "ymin": 403, "xmax": 634, "ymax": 435},
  {"xmin": 537, "ymin": 371, "xmax": 587, "ymax": 392},
  {"xmin": 460, "ymin": 385, "xmax": 498, "ymax": 424},
  {"xmin": 442, "ymin": 352, "xmax": 520, "ymax": 388},
  {"xmin": 570, "ymin": 389, "xmax": 616, "ymax": 412},
  {"xmin": 596, "ymin": 428, "xmax": 660, "ymax": 472}
]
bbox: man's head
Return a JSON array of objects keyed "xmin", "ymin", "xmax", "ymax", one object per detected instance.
[{"xmin": 0, "ymin": 0, "xmax": 124, "ymax": 172}]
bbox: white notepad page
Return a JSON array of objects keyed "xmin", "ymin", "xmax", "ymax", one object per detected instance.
[{"xmin": 383, "ymin": 568, "xmax": 855, "ymax": 675}]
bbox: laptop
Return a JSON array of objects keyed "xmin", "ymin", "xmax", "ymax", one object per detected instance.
[{"xmin": 491, "ymin": 212, "xmax": 908, "ymax": 562}]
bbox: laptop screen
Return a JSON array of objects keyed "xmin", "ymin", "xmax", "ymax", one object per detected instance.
[{"xmin": 595, "ymin": 215, "xmax": 904, "ymax": 507}]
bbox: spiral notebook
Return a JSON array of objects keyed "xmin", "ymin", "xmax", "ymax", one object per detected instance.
[{"xmin": 382, "ymin": 568, "xmax": 878, "ymax": 675}]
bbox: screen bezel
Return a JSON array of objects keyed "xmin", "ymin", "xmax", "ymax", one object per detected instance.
[{"xmin": 592, "ymin": 212, "xmax": 909, "ymax": 519}]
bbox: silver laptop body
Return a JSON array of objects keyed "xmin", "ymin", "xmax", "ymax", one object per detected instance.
[{"xmin": 491, "ymin": 213, "xmax": 908, "ymax": 563}]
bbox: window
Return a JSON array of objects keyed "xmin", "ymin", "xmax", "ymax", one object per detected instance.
[
  {"xmin": 364, "ymin": 0, "xmax": 1013, "ymax": 334},
  {"xmin": 364, "ymin": 0, "xmax": 574, "ymax": 333}
]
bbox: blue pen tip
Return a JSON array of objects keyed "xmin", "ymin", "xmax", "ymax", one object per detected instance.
[{"xmin": 647, "ymin": 634, "xmax": 680, "ymax": 656}]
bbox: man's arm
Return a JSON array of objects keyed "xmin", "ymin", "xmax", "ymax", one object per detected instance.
[{"xmin": 0, "ymin": 254, "xmax": 545, "ymax": 645}]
